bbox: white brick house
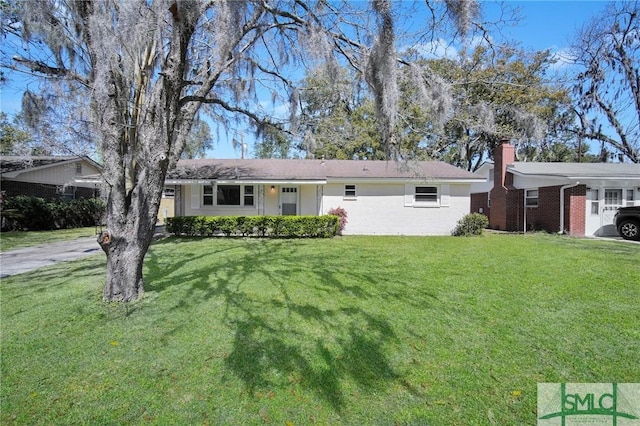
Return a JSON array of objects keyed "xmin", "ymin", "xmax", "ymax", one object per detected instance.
[{"xmin": 165, "ymin": 158, "xmax": 483, "ymax": 236}]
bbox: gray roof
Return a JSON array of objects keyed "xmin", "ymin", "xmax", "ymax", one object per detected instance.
[
  {"xmin": 508, "ymin": 162, "xmax": 640, "ymax": 178},
  {"xmin": 1, "ymin": 156, "xmax": 77, "ymax": 174},
  {"xmin": 167, "ymin": 159, "xmax": 481, "ymax": 182},
  {"xmin": 0, "ymin": 156, "xmax": 102, "ymax": 175}
]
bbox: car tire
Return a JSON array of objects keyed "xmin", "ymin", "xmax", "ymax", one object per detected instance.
[{"xmin": 617, "ymin": 219, "xmax": 640, "ymax": 241}]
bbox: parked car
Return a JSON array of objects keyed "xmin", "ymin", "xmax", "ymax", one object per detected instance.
[{"xmin": 614, "ymin": 206, "xmax": 640, "ymax": 241}]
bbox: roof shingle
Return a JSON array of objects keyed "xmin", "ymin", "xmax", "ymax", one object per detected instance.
[{"xmin": 167, "ymin": 159, "xmax": 481, "ymax": 181}]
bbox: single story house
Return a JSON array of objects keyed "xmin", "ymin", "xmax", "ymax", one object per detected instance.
[
  {"xmin": 470, "ymin": 143, "xmax": 640, "ymax": 237},
  {"xmin": 165, "ymin": 158, "xmax": 484, "ymax": 235},
  {"xmin": 1, "ymin": 155, "xmax": 102, "ymax": 200}
]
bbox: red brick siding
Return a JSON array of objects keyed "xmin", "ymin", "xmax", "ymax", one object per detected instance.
[
  {"xmin": 565, "ymin": 185, "xmax": 586, "ymax": 236},
  {"xmin": 522, "ymin": 186, "xmax": 559, "ymax": 232},
  {"xmin": 489, "ymin": 186, "xmax": 508, "ymax": 230},
  {"xmin": 510, "ymin": 184, "xmax": 586, "ymax": 234},
  {"xmin": 470, "ymin": 192, "xmax": 490, "ymax": 217}
]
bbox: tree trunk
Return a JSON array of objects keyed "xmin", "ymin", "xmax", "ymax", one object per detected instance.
[
  {"xmin": 97, "ymin": 181, "xmax": 162, "ymax": 302},
  {"xmin": 101, "ymin": 234, "xmax": 146, "ymax": 302}
]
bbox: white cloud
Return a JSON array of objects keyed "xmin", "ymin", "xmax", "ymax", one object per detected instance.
[
  {"xmin": 549, "ymin": 47, "xmax": 578, "ymax": 71},
  {"xmin": 407, "ymin": 38, "xmax": 459, "ymax": 59}
]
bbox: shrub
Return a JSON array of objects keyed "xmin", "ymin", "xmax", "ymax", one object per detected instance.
[
  {"xmin": 451, "ymin": 213, "xmax": 489, "ymax": 236},
  {"xmin": 165, "ymin": 215, "xmax": 339, "ymax": 238},
  {"xmin": 327, "ymin": 207, "xmax": 348, "ymax": 235},
  {"xmin": 0, "ymin": 196, "xmax": 105, "ymax": 231}
]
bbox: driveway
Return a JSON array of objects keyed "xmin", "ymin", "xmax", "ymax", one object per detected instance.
[
  {"xmin": 0, "ymin": 226, "xmax": 168, "ymax": 278},
  {"xmin": 0, "ymin": 236, "xmax": 101, "ymax": 278}
]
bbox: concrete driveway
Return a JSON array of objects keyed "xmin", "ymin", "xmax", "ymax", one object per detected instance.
[
  {"xmin": 0, "ymin": 227, "xmax": 167, "ymax": 278},
  {"xmin": 0, "ymin": 237, "xmax": 101, "ymax": 278}
]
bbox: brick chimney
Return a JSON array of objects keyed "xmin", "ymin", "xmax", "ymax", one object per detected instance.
[{"xmin": 489, "ymin": 140, "xmax": 515, "ymax": 230}]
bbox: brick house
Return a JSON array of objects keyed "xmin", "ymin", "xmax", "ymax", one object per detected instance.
[
  {"xmin": 1, "ymin": 156, "xmax": 102, "ymax": 200},
  {"xmin": 470, "ymin": 143, "xmax": 640, "ymax": 237}
]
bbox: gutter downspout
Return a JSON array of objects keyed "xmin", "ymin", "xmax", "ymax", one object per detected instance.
[{"xmin": 559, "ymin": 181, "xmax": 580, "ymax": 234}]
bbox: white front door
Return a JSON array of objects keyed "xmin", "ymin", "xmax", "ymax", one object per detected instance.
[
  {"xmin": 585, "ymin": 188, "xmax": 601, "ymax": 235},
  {"xmin": 280, "ymin": 187, "xmax": 298, "ymax": 215},
  {"xmin": 603, "ymin": 189, "xmax": 623, "ymax": 227}
]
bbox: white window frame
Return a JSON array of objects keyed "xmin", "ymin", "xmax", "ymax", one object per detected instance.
[
  {"xmin": 203, "ymin": 185, "xmax": 214, "ymax": 206},
  {"xmin": 405, "ymin": 184, "xmax": 449, "ymax": 208},
  {"xmin": 201, "ymin": 184, "xmax": 255, "ymax": 207},
  {"xmin": 415, "ymin": 186, "xmax": 438, "ymax": 204},
  {"xmin": 162, "ymin": 187, "xmax": 175, "ymax": 199},
  {"xmin": 525, "ymin": 189, "xmax": 539, "ymax": 208},
  {"xmin": 243, "ymin": 185, "xmax": 255, "ymax": 206},
  {"xmin": 344, "ymin": 184, "xmax": 357, "ymax": 199}
]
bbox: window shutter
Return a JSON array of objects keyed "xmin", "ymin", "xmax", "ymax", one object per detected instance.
[
  {"xmin": 404, "ymin": 184, "xmax": 413, "ymax": 207},
  {"xmin": 191, "ymin": 185, "xmax": 201, "ymax": 210},
  {"xmin": 440, "ymin": 184, "xmax": 450, "ymax": 207}
]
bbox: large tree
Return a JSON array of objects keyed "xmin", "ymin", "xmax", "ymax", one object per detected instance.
[
  {"xmin": 571, "ymin": 0, "xmax": 640, "ymax": 163},
  {"xmin": 424, "ymin": 45, "xmax": 575, "ymax": 170},
  {"xmin": 4, "ymin": 0, "xmax": 478, "ymax": 302}
]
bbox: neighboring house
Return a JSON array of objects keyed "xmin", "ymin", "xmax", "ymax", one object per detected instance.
[
  {"xmin": 470, "ymin": 142, "xmax": 640, "ymax": 237},
  {"xmin": 0, "ymin": 156, "xmax": 102, "ymax": 200},
  {"xmin": 165, "ymin": 158, "xmax": 483, "ymax": 235}
]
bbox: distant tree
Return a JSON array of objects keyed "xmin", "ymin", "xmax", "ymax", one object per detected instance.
[
  {"xmin": 254, "ymin": 126, "xmax": 292, "ymax": 159},
  {"xmin": 181, "ymin": 117, "xmax": 213, "ymax": 159},
  {"xmin": 424, "ymin": 46, "xmax": 574, "ymax": 170},
  {"xmin": 570, "ymin": 1, "xmax": 640, "ymax": 163},
  {"xmin": 294, "ymin": 66, "xmax": 383, "ymax": 159},
  {"xmin": 0, "ymin": 112, "xmax": 32, "ymax": 155}
]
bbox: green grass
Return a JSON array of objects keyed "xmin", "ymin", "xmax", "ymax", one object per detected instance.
[
  {"xmin": 1, "ymin": 234, "xmax": 639, "ymax": 425},
  {"xmin": 0, "ymin": 227, "xmax": 97, "ymax": 252}
]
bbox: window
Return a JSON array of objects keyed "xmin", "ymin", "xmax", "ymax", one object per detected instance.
[
  {"xmin": 163, "ymin": 187, "xmax": 175, "ymax": 198},
  {"xmin": 525, "ymin": 189, "xmax": 538, "ymax": 207},
  {"xmin": 203, "ymin": 185, "xmax": 214, "ymax": 205},
  {"xmin": 487, "ymin": 191, "xmax": 491, "ymax": 208},
  {"xmin": 405, "ymin": 184, "xmax": 448, "ymax": 208},
  {"xmin": 626, "ymin": 189, "xmax": 634, "ymax": 201},
  {"xmin": 344, "ymin": 184, "xmax": 357, "ymax": 198},
  {"xmin": 75, "ymin": 163, "xmax": 82, "ymax": 175},
  {"xmin": 244, "ymin": 185, "xmax": 254, "ymax": 206},
  {"xmin": 587, "ymin": 188, "xmax": 599, "ymax": 215},
  {"xmin": 59, "ymin": 185, "xmax": 75, "ymax": 201},
  {"xmin": 217, "ymin": 185, "xmax": 241, "ymax": 205},
  {"xmin": 604, "ymin": 189, "xmax": 622, "ymax": 206},
  {"xmin": 415, "ymin": 186, "xmax": 438, "ymax": 203},
  {"xmin": 203, "ymin": 184, "xmax": 254, "ymax": 206}
]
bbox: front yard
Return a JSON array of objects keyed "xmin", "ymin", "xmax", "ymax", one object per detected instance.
[{"xmin": 1, "ymin": 234, "xmax": 638, "ymax": 424}]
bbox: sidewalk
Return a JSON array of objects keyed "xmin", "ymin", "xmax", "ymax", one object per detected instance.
[{"xmin": 0, "ymin": 236, "xmax": 101, "ymax": 278}]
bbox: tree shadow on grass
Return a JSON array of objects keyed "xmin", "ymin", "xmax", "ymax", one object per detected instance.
[{"xmin": 141, "ymin": 237, "xmax": 416, "ymax": 413}]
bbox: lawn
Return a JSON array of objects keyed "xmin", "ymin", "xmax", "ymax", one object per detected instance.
[
  {"xmin": 0, "ymin": 227, "xmax": 96, "ymax": 252},
  {"xmin": 1, "ymin": 234, "xmax": 639, "ymax": 424}
]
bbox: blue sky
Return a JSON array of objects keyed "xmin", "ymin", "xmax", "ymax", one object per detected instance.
[{"xmin": 0, "ymin": 1, "xmax": 609, "ymax": 158}]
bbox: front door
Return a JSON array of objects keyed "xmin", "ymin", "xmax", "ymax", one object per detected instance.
[
  {"xmin": 603, "ymin": 189, "xmax": 623, "ymax": 227},
  {"xmin": 280, "ymin": 187, "xmax": 298, "ymax": 215},
  {"xmin": 585, "ymin": 188, "xmax": 601, "ymax": 235}
]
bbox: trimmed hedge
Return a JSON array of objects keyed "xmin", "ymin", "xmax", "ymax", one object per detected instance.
[
  {"xmin": 165, "ymin": 215, "xmax": 340, "ymax": 238},
  {"xmin": 1, "ymin": 196, "xmax": 105, "ymax": 231}
]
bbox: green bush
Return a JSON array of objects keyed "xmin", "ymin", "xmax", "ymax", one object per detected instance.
[
  {"xmin": 165, "ymin": 215, "xmax": 340, "ymax": 238},
  {"xmin": 451, "ymin": 213, "xmax": 489, "ymax": 236},
  {"xmin": 1, "ymin": 196, "xmax": 105, "ymax": 231}
]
